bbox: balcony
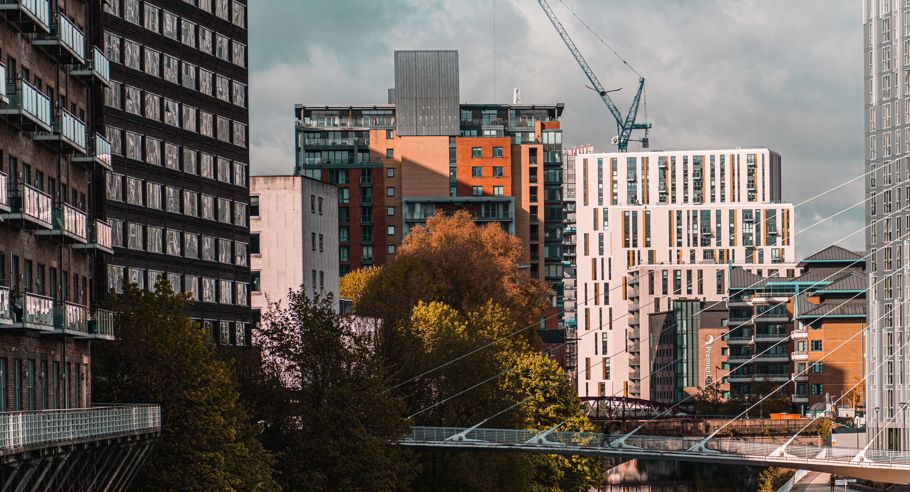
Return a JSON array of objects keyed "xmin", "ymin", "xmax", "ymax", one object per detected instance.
[
  {"xmin": 89, "ymin": 309, "xmax": 115, "ymax": 340},
  {"xmin": 0, "ymin": 63, "xmax": 6, "ymax": 104},
  {"xmin": 70, "ymin": 47, "xmax": 111, "ymax": 87},
  {"xmin": 32, "ymin": 13, "xmax": 85, "ymax": 64},
  {"xmin": 361, "ymin": 234, "xmax": 374, "ymax": 245},
  {"xmin": 0, "ymin": 405, "xmax": 161, "ymax": 453},
  {"xmin": 360, "ymin": 176, "xmax": 373, "ymax": 186},
  {"xmin": 360, "ymin": 195, "xmax": 374, "ymax": 205},
  {"xmin": 754, "ymin": 331, "xmax": 789, "ymax": 342},
  {"xmin": 728, "ymin": 374, "xmax": 753, "ymax": 383},
  {"xmin": 360, "ymin": 215, "xmax": 373, "ymax": 225},
  {"xmin": 0, "ymin": 172, "xmax": 8, "ymax": 213},
  {"xmin": 73, "ymin": 219, "xmax": 113, "ymax": 254},
  {"xmin": 34, "ymin": 108, "xmax": 87, "ymax": 155},
  {"xmin": 0, "ymin": 287, "xmax": 10, "ymax": 325},
  {"xmin": 2, "ymin": 183, "xmax": 52, "ymax": 229},
  {"xmin": 9, "ymin": 293, "xmax": 54, "ymax": 331},
  {"xmin": 791, "ymin": 328, "xmax": 808, "ymax": 340},
  {"xmin": 728, "ymin": 292, "xmax": 753, "ymax": 306},
  {"xmin": 72, "ymin": 133, "xmax": 113, "ymax": 171},
  {"xmin": 37, "ymin": 203, "xmax": 87, "ymax": 243},
  {"xmin": 0, "ymin": 77, "xmax": 52, "ymax": 131},
  {"xmin": 791, "ymin": 351, "xmax": 808, "ymax": 361},
  {"xmin": 726, "ymin": 334, "xmax": 754, "ymax": 345},
  {"xmin": 728, "ymin": 353, "xmax": 754, "ymax": 363},
  {"xmin": 470, "ymin": 210, "xmax": 513, "ymax": 221},
  {"xmin": 792, "ymin": 372, "xmax": 808, "ymax": 382},
  {"xmin": 754, "ymin": 373, "xmax": 790, "ymax": 383},
  {"xmin": 54, "ymin": 301, "xmax": 87, "ymax": 335},
  {"xmin": 755, "ymin": 352, "xmax": 790, "ymax": 363},
  {"xmin": 792, "ymin": 394, "xmax": 809, "ymax": 404},
  {"xmin": 0, "ymin": 0, "xmax": 50, "ymax": 33},
  {"xmin": 756, "ymin": 305, "xmax": 789, "ymax": 323}
]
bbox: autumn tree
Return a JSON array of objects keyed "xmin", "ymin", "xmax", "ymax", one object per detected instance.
[
  {"xmin": 256, "ymin": 290, "xmax": 413, "ymax": 491},
  {"xmin": 339, "ymin": 265, "xmax": 382, "ymax": 308},
  {"xmin": 349, "ymin": 211, "xmax": 601, "ymax": 491},
  {"xmin": 92, "ymin": 280, "xmax": 277, "ymax": 492}
]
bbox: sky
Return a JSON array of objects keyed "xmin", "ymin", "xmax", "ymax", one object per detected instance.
[{"xmin": 247, "ymin": 0, "xmax": 863, "ymax": 258}]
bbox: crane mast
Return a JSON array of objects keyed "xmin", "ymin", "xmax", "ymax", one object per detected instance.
[{"xmin": 537, "ymin": 0, "xmax": 651, "ymax": 151}]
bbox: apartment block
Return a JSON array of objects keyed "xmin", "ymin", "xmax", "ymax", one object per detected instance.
[
  {"xmin": 250, "ymin": 175, "xmax": 340, "ymax": 318},
  {"xmin": 295, "ymin": 51, "xmax": 567, "ymax": 335},
  {"xmin": 575, "ymin": 148, "xmax": 797, "ymax": 400},
  {"xmin": 864, "ymin": 0, "xmax": 908, "ymax": 450},
  {"xmin": 727, "ymin": 246, "xmax": 866, "ymax": 412},
  {"xmin": 99, "ymin": 0, "xmax": 252, "ymax": 346},
  {"xmin": 0, "ymin": 0, "xmax": 159, "ymax": 488},
  {"xmin": 562, "ymin": 145, "xmax": 592, "ymax": 379}
]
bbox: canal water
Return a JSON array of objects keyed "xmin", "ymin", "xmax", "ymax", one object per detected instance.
[{"xmin": 599, "ymin": 459, "xmax": 762, "ymax": 491}]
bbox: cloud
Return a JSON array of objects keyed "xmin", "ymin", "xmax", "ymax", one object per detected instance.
[{"xmin": 248, "ymin": 0, "xmax": 864, "ymax": 257}]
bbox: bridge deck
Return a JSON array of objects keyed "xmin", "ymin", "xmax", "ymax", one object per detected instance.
[{"xmin": 400, "ymin": 427, "xmax": 910, "ymax": 484}]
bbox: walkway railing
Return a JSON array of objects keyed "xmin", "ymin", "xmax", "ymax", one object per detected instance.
[{"xmin": 0, "ymin": 405, "xmax": 161, "ymax": 452}]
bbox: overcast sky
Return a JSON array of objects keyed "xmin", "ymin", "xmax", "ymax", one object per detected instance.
[{"xmin": 247, "ymin": 0, "xmax": 863, "ymax": 258}]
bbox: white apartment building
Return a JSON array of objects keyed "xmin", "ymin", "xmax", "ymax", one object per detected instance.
[
  {"xmin": 575, "ymin": 149, "xmax": 797, "ymax": 400},
  {"xmin": 250, "ymin": 176, "xmax": 340, "ymax": 320},
  {"xmin": 865, "ymin": 0, "xmax": 910, "ymax": 451}
]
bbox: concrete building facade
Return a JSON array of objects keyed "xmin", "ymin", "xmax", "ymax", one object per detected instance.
[
  {"xmin": 864, "ymin": 0, "xmax": 909, "ymax": 450},
  {"xmin": 100, "ymin": 0, "xmax": 252, "ymax": 346},
  {"xmin": 575, "ymin": 148, "xmax": 797, "ymax": 400},
  {"xmin": 295, "ymin": 50, "xmax": 567, "ymax": 342},
  {"xmin": 250, "ymin": 175, "xmax": 340, "ymax": 318}
]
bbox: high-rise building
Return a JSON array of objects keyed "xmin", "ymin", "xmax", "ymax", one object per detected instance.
[
  {"xmin": 294, "ymin": 50, "xmax": 567, "ymax": 336},
  {"xmin": 574, "ymin": 148, "xmax": 797, "ymax": 400},
  {"xmin": 0, "ymin": 0, "xmax": 159, "ymax": 487},
  {"xmin": 99, "ymin": 0, "xmax": 252, "ymax": 346},
  {"xmin": 250, "ymin": 175, "xmax": 340, "ymax": 317},
  {"xmin": 864, "ymin": 0, "xmax": 907, "ymax": 450},
  {"xmin": 562, "ymin": 144, "xmax": 592, "ymax": 381},
  {"xmin": 727, "ymin": 246, "xmax": 866, "ymax": 411}
]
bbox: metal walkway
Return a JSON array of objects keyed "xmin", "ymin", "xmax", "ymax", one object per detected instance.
[{"xmin": 400, "ymin": 427, "xmax": 910, "ymax": 484}]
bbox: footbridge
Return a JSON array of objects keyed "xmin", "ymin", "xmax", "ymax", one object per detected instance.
[{"xmin": 400, "ymin": 426, "xmax": 910, "ymax": 484}]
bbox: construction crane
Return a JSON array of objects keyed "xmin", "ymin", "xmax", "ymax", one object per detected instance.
[{"xmin": 538, "ymin": 0, "xmax": 651, "ymax": 151}]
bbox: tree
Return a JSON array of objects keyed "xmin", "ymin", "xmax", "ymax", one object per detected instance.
[
  {"xmin": 351, "ymin": 211, "xmax": 602, "ymax": 491},
  {"xmin": 339, "ymin": 265, "xmax": 382, "ymax": 308},
  {"xmin": 256, "ymin": 289, "xmax": 413, "ymax": 491},
  {"xmin": 92, "ymin": 280, "xmax": 277, "ymax": 492}
]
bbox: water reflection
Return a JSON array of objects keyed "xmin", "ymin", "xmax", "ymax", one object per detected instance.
[{"xmin": 598, "ymin": 459, "xmax": 761, "ymax": 491}]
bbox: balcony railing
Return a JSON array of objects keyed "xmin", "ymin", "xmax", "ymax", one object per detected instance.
[
  {"xmin": 54, "ymin": 301, "xmax": 87, "ymax": 334},
  {"xmin": 360, "ymin": 195, "xmax": 374, "ymax": 205},
  {"xmin": 0, "ymin": 405, "xmax": 160, "ymax": 452},
  {"xmin": 360, "ymin": 176, "xmax": 373, "ymax": 185},
  {"xmin": 11, "ymin": 293, "xmax": 54, "ymax": 330},
  {"xmin": 55, "ymin": 203, "xmax": 88, "ymax": 242},
  {"xmin": 73, "ymin": 133, "xmax": 113, "ymax": 170},
  {"xmin": 4, "ymin": 183, "xmax": 53, "ymax": 229},
  {"xmin": 35, "ymin": 108, "xmax": 86, "ymax": 154},
  {"xmin": 70, "ymin": 47, "xmax": 111, "ymax": 87},
  {"xmin": 0, "ymin": 172, "xmax": 8, "ymax": 213},
  {"xmin": 73, "ymin": 218, "xmax": 113, "ymax": 254},
  {"xmin": 90, "ymin": 309, "xmax": 115, "ymax": 340},
  {"xmin": 0, "ymin": 77, "xmax": 53, "ymax": 131},
  {"xmin": 0, "ymin": 63, "xmax": 6, "ymax": 104},
  {"xmin": 33, "ymin": 13, "xmax": 84, "ymax": 63},
  {"xmin": 0, "ymin": 286, "xmax": 10, "ymax": 324},
  {"xmin": 0, "ymin": 0, "xmax": 51, "ymax": 33},
  {"xmin": 360, "ymin": 215, "xmax": 373, "ymax": 225}
]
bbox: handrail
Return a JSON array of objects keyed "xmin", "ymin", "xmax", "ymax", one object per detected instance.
[{"xmin": 0, "ymin": 405, "xmax": 160, "ymax": 451}]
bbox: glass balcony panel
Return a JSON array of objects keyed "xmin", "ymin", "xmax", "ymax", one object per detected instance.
[
  {"xmin": 93, "ymin": 47, "xmax": 110, "ymax": 83},
  {"xmin": 55, "ymin": 301, "xmax": 87, "ymax": 333},
  {"xmin": 0, "ymin": 63, "xmax": 6, "ymax": 102},
  {"xmin": 13, "ymin": 293, "xmax": 53, "ymax": 328},
  {"xmin": 3, "ymin": 78, "xmax": 52, "ymax": 129},
  {"xmin": 60, "ymin": 108, "xmax": 86, "ymax": 150},
  {"xmin": 59, "ymin": 203, "xmax": 87, "ymax": 241},
  {"xmin": 0, "ymin": 286, "xmax": 10, "ymax": 323},
  {"xmin": 90, "ymin": 309, "xmax": 115, "ymax": 339},
  {"xmin": 57, "ymin": 14, "xmax": 84, "ymax": 59},
  {"xmin": 0, "ymin": 172, "xmax": 8, "ymax": 211},
  {"xmin": 7, "ymin": 183, "xmax": 52, "ymax": 226},
  {"xmin": 0, "ymin": 0, "xmax": 50, "ymax": 32},
  {"xmin": 95, "ymin": 219, "xmax": 112, "ymax": 250}
]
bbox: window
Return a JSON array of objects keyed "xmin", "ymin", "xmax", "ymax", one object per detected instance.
[
  {"xmin": 811, "ymin": 340, "xmax": 823, "ymax": 351},
  {"xmin": 472, "ymin": 147, "xmax": 482, "ymax": 158},
  {"xmin": 233, "ymin": 161, "xmax": 247, "ymax": 186},
  {"xmin": 386, "ymin": 167, "xmax": 395, "ymax": 178},
  {"xmin": 147, "ymin": 227, "xmax": 163, "ymax": 254},
  {"xmin": 143, "ymin": 48, "xmax": 160, "ymax": 77},
  {"xmin": 165, "ymin": 143, "xmax": 179, "ymax": 170},
  {"xmin": 216, "ymin": 34, "xmax": 229, "ymax": 60},
  {"xmin": 163, "ymin": 11, "xmax": 179, "ymax": 40},
  {"xmin": 105, "ymin": 82, "xmax": 122, "ymax": 109},
  {"xmin": 233, "ymin": 122, "xmax": 247, "ymax": 148},
  {"xmin": 387, "ymin": 226, "xmax": 396, "ymax": 236},
  {"xmin": 250, "ymin": 196, "xmax": 259, "ymax": 217},
  {"xmin": 199, "ymin": 111, "xmax": 214, "ymax": 137},
  {"xmin": 810, "ymin": 362, "xmax": 824, "ymax": 374},
  {"xmin": 181, "ymin": 63, "xmax": 197, "ymax": 90},
  {"xmin": 202, "ymin": 277, "xmax": 216, "ymax": 302},
  {"xmin": 126, "ymin": 177, "xmax": 143, "ymax": 205},
  {"xmin": 234, "ymin": 242, "xmax": 248, "ymax": 266},
  {"xmin": 124, "ymin": 86, "xmax": 141, "ymax": 114},
  {"xmin": 163, "ymin": 55, "xmax": 179, "ymax": 83},
  {"xmin": 493, "ymin": 185, "xmax": 504, "ymax": 196},
  {"xmin": 199, "ymin": 28, "xmax": 214, "ymax": 54},
  {"xmin": 217, "ymin": 116, "xmax": 230, "ymax": 142},
  {"xmin": 493, "ymin": 166, "xmax": 504, "ymax": 177},
  {"xmin": 232, "ymin": 41, "xmax": 246, "ymax": 67},
  {"xmin": 181, "ymin": 19, "xmax": 197, "ymax": 48},
  {"xmin": 166, "ymin": 230, "xmax": 181, "ymax": 256},
  {"xmin": 386, "ymin": 187, "xmax": 395, "ymax": 197},
  {"xmin": 165, "ymin": 186, "xmax": 180, "ymax": 213},
  {"xmin": 232, "ymin": 81, "xmax": 246, "ymax": 108},
  {"xmin": 219, "ymin": 239, "xmax": 232, "ymax": 264},
  {"xmin": 232, "ymin": 0, "xmax": 246, "ymax": 27},
  {"xmin": 251, "ymin": 272, "xmax": 261, "ymax": 292},
  {"xmin": 124, "ymin": 0, "xmax": 140, "ymax": 24},
  {"xmin": 183, "ymin": 147, "xmax": 199, "ymax": 174},
  {"xmin": 472, "ymin": 166, "xmax": 482, "ymax": 177},
  {"xmin": 472, "ymin": 186, "xmax": 483, "ymax": 196},
  {"xmin": 182, "ymin": 105, "xmax": 198, "ymax": 132},
  {"xmin": 216, "ymin": 0, "xmax": 229, "ymax": 19},
  {"xmin": 183, "ymin": 191, "xmax": 198, "ymax": 217},
  {"xmin": 201, "ymin": 194, "xmax": 215, "ymax": 220},
  {"xmin": 234, "ymin": 202, "xmax": 248, "ymax": 227},
  {"xmin": 216, "ymin": 75, "xmax": 230, "ymax": 102},
  {"xmin": 493, "ymin": 146, "xmax": 503, "ymax": 158},
  {"xmin": 107, "ymin": 127, "xmax": 123, "ymax": 155},
  {"xmin": 126, "ymin": 132, "xmax": 142, "ymax": 160},
  {"xmin": 163, "ymin": 98, "xmax": 179, "ymax": 126},
  {"xmin": 127, "ymin": 222, "xmax": 144, "ymax": 250},
  {"xmin": 202, "ymin": 237, "xmax": 216, "ymax": 262},
  {"xmin": 124, "ymin": 40, "xmax": 141, "ymax": 70},
  {"xmin": 185, "ymin": 233, "xmax": 199, "ymax": 259},
  {"xmin": 145, "ymin": 137, "xmax": 161, "ymax": 165},
  {"xmin": 146, "ymin": 182, "xmax": 162, "ymax": 209},
  {"xmin": 250, "ymin": 233, "xmax": 260, "ymax": 254},
  {"xmin": 143, "ymin": 4, "xmax": 160, "ymax": 32},
  {"xmin": 387, "ymin": 206, "xmax": 396, "ymax": 216}
]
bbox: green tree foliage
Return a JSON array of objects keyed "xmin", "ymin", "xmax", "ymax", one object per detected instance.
[
  {"xmin": 92, "ymin": 280, "xmax": 277, "ymax": 492},
  {"xmin": 353, "ymin": 211, "xmax": 602, "ymax": 491},
  {"xmin": 339, "ymin": 265, "xmax": 382, "ymax": 307},
  {"xmin": 256, "ymin": 290, "xmax": 413, "ymax": 491}
]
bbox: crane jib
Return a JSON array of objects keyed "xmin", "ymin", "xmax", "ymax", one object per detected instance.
[{"xmin": 537, "ymin": 0, "xmax": 651, "ymax": 151}]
